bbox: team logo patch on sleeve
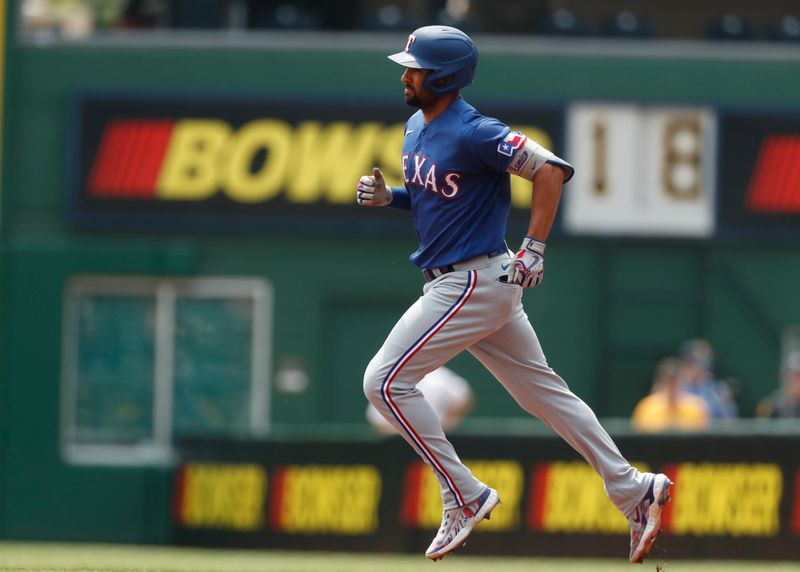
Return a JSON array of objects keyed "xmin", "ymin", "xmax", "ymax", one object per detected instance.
[{"xmin": 498, "ymin": 132, "xmax": 528, "ymax": 157}]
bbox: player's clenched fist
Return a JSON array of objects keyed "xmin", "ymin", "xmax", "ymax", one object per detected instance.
[
  {"xmin": 356, "ymin": 167, "xmax": 393, "ymax": 206},
  {"xmin": 508, "ymin": 237, "xmax": 546, "ymax": 288}
]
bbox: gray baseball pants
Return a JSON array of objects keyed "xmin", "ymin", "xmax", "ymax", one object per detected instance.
[{"xmin": 363, "ymin": 252, "xmax": 650, "ymax": 514}]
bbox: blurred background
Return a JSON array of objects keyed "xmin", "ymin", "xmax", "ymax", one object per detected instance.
[{"xmin": 2, "ymin": 0, "xmax": 800, "ymax": 562}]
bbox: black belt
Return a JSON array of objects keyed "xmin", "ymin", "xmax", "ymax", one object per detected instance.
[
  {"xmin": 421, "ymin": 265, "xmax": 455, "ymax": 282},
  {"xmin": 421, "ymin": 248, "xmax": 506, "ymax": 283}
]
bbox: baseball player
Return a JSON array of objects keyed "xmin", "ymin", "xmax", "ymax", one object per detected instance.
[{"xmin": 356, "ymin": 26, "xmax": 672, "ymax": 563}]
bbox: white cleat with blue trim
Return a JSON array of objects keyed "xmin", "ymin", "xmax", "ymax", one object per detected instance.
[
  {"xmin": 628, "ymin": 473, "xmax": 673, "ymax": 564},
  {"xmin": 425, "ymin": 487, "xmax": 500, "ymax": 561}
]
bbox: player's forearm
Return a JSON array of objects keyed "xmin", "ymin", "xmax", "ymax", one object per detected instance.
[
  {"xmin": 526, "ymin": 164, "xmax": 565, "ymax": 241},
  {"xmin": 387, "ymin": 186, "xmax": 412, "ymax": 210}
]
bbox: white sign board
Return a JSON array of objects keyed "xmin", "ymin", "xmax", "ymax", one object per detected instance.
[{"xmin": 564, "ymin": 104, "xmax": 716, "ymax": 237}]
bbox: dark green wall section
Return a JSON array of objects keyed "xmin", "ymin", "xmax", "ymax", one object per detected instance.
[{"xmin": 2, "ymin": 35, "xmax": 800, "ymax": 542}]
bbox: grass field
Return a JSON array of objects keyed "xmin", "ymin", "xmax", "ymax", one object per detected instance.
[{"xmin": 0, "ymin": 543, "xmax": 798, "ymax": 572}]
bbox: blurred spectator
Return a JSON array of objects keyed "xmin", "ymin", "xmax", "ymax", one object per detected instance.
[
  {"xmin": 603, "ymin": 10, "xmax": 657, "ymax": 39},
  {"xmin": 534, "ymin": 8, "xmax": 593, "ymax": 37},
  {"xmin": 430, "ymin": 0, "xmax": 481, "ymax": 33},
  {"xmin": 767, "ymin": 15, "xmax": 800, "ymax": 42},
  {"xmin": 170, "ymin": 0, "xmax": 226, "ymax": 29},
  {"xmin": 118, "ymin": 0, "xmax": 169, "ymax": 28},
  {"xmin": 678, "ymin": 339, "xmax": 738, "ymax": 419},
  {"xmin": 756, "ymin": 352, "xmax": 800, "ymax": 418},
  {"xmin": 705, "ymin": 14, "xmax": 757, "ymax": 41},
  {"xmin": 631, "ymin": 357, "xmax": 710, "ymax": 433},
  {"xmin": 21, "ymin": 0, "xmax": 98, "ymax": 39},
  {"xmin": 357, "ymin": 3, "xmax": 414, "ymax": 33},
  {"xmin": 366, "ymin": 366, "xmax": 474, "ymax": 435},
  {"xmin": 257, "ymin": 2, "xmax": 322, "ymax": 30}
]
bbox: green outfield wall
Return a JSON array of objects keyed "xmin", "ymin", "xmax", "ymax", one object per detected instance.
[{"xmin": 1, "ymin": 15, "xmax": 800, "ymax": 542}]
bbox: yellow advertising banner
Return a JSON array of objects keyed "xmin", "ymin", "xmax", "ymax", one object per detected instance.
[
  {"xmin": 70, "ymin": 94, "xmax": 565, "ymax": 232},
  {"xmin": 172, "ymin": 435, "xmax": 800, "ymax": 560}
]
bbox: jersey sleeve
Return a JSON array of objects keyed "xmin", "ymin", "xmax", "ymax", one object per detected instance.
[
  {"xmin": 388, "ymin": 186, "xmax": 412, "ymax": 210},
  {"xmin": 468, "ymin": 117, "xmax": 514, "ymax": 173}
]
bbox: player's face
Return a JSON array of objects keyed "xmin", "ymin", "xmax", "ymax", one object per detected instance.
[{"xmin": 401, "ymin": 67, "xmax": 435, "ymax": 108}]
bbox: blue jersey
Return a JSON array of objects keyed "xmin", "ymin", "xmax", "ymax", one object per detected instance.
[{"xmin": 389, "ymin": 98, "xmax": 516, "ymax": 269}]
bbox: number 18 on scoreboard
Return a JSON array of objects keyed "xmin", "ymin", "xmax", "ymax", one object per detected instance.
[{"xmin": 564, "ymin": 104, "xmax": 716, "ymax": 238}]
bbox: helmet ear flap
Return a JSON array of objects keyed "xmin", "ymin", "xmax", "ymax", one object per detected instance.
[
  {"xmin": 423, "ymin": 64, "xmax": 476, "ymax": 96},
  {"xmin": 435, "ymin": 75, "xmax": 453, "ymax": 88},
  {"xmin": 424, "ymin": 73, "xmax": 455, "ymax": 95}
]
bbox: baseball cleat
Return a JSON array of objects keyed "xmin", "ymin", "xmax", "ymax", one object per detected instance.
[
  {"xmin": 425, "ymin": 487, "xmax": 500, "ymax": 561},
  {"xmin": 628, "ymin": 473, "xmax": 672, "ymax": 564}
]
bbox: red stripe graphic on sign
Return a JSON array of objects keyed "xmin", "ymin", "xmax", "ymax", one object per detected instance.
[
  {"xmin": 138, "ymin": 122, "xmax": 174, "ymax": 194},
  {"xmin": 772, "ymin": 138, "xmax": 794, "ymax": 212},
  {"xmin": 745, "ymin": 135, "xmax": 800, "ymax": 213},
  {"xmin": 171, "ymin": 464, "xmax": 188, "ymax": 525},
  {"xmin": 793, "ymin": 468, "xmax": 800, "ymax": 536},
  {"xmin": 660, "ymin": 463, "xmax": 679, "ymax": 533},
  {"xmin": 88, "ymin": 119, "xmax": 174, "ymax": 198},
  {"xmin": 267, "ymin": 465, "xmax": 288, "ymax": 531},
  {"xmin": 747, "ymin": 137, "xmax": 777, "ymax": 212},
  {"xmin": 88, "ymin": 121, "xmax": 129, "ymax": 196},
  {"xmin": 527, "ymin": 462, "xmax": 550, "ymax": 531},
  {"xmin": 119, "ymin": 121, "xmax": 148, "ymax": 197},
  {"xmin": 785, "ymin": 138, "xmax": 800, "ymax": 211},
  {"xmin": 401, "ymin": 461, "xmax": 426, "ymax": 527},
  {"xmin": 111, "ymin": 122, "xmax": 138, "ymax": 195}
]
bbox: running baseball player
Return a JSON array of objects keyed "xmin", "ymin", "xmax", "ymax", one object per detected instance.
[{"xmin": 356, "ymin": 26, "xmax": 672, "ymax": 563}]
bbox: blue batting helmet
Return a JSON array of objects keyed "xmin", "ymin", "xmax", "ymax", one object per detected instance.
[{"xmin": 388, "ymin": 26, "xmax": 478, "ymax": 95}]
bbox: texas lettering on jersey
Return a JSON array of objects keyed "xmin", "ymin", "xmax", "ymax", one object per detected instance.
[
  {"xmin": 393, "ymin": 99, "xmax": 521, "ymax": 269},
  {"xmin": 402, "ymin": 153, "xmax": 463, "ymax": 198}
]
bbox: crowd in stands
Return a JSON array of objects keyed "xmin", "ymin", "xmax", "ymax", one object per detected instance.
[
  {"xmin": 632, "ymin": 337, "xmax": 800, "ymax": 432},
  {"xmin": 19, "ymin": 0, "xmax": 800, "ymax": 43}
]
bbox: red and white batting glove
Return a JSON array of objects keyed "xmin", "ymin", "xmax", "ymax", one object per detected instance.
[
  {"xmin": 508, "ymin": 237, "xmax": 546, "ymax": 288},
  {"xmin": 356, "ymin": 167, "xmax": 393, "ymax": 206}
]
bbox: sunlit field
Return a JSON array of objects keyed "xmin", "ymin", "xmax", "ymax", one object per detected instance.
[{"xmin": 0, "ymin": 543, "xmax": 797, "ymax": 572}]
